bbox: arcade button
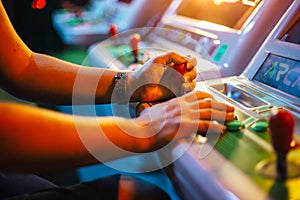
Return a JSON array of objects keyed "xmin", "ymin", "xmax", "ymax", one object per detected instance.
[
  {"xmin": 225, "ymin": 120, "xmax": 243, "ymax": 132},
  {"xmin": 32, "ymin": 0, "xmax": 46, "ymax": 10},
  {"xmin": 251, "ymin": 120, "xmax": 269, "ymax": 132},
  {"xmin": 67, "ymin": 17, "xmax": 84, "ymax": 26}
]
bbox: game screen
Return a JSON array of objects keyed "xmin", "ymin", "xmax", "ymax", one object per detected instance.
[
  {"xmin": 280, "ymin": 17, "xmax": 300, "ymax": 45},
  {"xmin": 176, "ymin": 0, "xmax": 261, "ymax": 29},
  {"xmin": 253, "ymin": 54, "xmax": 300, "ymax": 99}
]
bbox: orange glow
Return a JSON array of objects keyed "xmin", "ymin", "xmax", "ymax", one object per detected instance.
[
  {"xmin": 213, "ymin": 0, "xmax": 258, "ymax": 6},
  {"xmin": 290, "ymin": 140, "xmax": 300, "ymax": 149},
  {"xmin": 32, "ymin": 0, "xmax": 46, "ymax": 10},
  {"xmin": 214, "ymin": 0, "xmax": 238, "ymax": 6},
  {"xmin": 291, "ymin": 140, "xmax": 296, "ymax": 147}
]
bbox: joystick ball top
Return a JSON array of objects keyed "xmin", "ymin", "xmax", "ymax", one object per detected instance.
[
  {"xmin": 109, "ymin": 24, "xmax": 118, "ymax": 38},
  {"xmin": 32, "ymin": 0, "xmax": 46, "ymax": 9},
  {"xmin": 269, "ymin": 110, "xmax": 294, "ymax": 155}
]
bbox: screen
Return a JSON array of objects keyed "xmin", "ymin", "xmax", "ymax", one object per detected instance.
[
  {"xmin": 281, "ymin": 17, "xmax": 300, "ymax": 45},
  {"xmin": 253, "ymin": 54, "xmax": 300, "ymax": 98},
  {"xmin": 176, "ymin": 0, "xmax": 261, "ymax": 29}
]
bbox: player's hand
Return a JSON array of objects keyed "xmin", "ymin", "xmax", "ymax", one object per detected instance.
[
  {"xmin": 134, "ymin": 91, "xmax": 235, "ymax": 151},
  {"xmin": 127, "ymin": 52, "xmax": 197, "ymax": 102}
]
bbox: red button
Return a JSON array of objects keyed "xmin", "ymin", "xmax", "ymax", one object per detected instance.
[{"xmin": 32, "ymin": 0, "xmax": 46, "ymax": 10}]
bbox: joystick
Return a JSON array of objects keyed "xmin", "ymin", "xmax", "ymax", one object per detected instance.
[
  {"xmin": 109, "ymin": 24, "xmax": 118, "ymax": 39},
  {"xmin": 129, "ymin": 33, "xmax": 141, "ymax": 63},
  {"xmin": 32, "ymin": 0, "xmax": 46, "ymax": 9},
  {"xmin": 255, "ymin": 109, "xmax": 300, "ymax": 180},
  {"xmin": 173, "ymin": 63, "xmax": 191, "ymax": 75},
  {"xmin": 269, "ymin": 110, "xmax": 294, "ymax": 181}
]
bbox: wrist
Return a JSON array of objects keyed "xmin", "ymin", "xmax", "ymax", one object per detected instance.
[
  {"xmin": 126, "ymin": 71, "xmax": 140, "ymax": 102},
  {"xmin": 133, "ymin": 116, "xmax": 155, "ymax": 151},
  {"xmin": 112, "ymin": 71, "xmax": 128, "ymax": 104}
]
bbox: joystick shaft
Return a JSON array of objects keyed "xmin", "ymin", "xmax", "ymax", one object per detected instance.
[{"xmin": 129, "ymin": 33, "xmax": 141, "ymax": 63}]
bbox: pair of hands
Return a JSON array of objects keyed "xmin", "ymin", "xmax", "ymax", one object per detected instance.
[{"xmin": 128, "ymin": 52, "xmax": 235, "ymax": 150}]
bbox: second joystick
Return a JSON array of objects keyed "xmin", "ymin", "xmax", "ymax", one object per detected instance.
[
  {"xmin": 129, "ymin": 33, "xmax": 141, "ymax": 63},
  {"xmin": 269, "ymin": 109, "xmax": 294, "ymax": 181}
]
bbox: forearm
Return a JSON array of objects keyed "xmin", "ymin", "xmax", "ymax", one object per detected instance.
[
  {"xmin": 2, "ymin": 53, "xmax": 119, "ymax": 105},
  {"xmin": 0, "ymin": 102, "xmax": 147, "ymax": 172}
]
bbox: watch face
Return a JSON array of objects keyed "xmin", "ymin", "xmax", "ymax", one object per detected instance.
[
  {"xmin": 115, "ymin": 72, "xmax": 127, "ymax": 79},
  {"xmin": 113, "ymin": 72, "xmax": 127, "ymax": 104}
]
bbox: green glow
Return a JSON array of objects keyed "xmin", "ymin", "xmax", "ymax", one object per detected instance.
[{"xmin": 213, "ymin": 43, "xmax": 228, "ymax": 62}]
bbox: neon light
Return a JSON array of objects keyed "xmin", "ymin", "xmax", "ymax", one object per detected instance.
[{"xmin": 32, "ymin": 0, "xmax": 46, "ymax": 10}]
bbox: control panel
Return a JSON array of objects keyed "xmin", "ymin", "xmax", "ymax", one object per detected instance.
[{"xmin": 166, "ymin": 1, "xmax": 300, "ymax": 199}]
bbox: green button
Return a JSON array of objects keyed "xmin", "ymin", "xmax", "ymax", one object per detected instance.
[
  {"xmin": 225, "ymin": 120, "xmax": 243, "ymax": 132},
  {"xmin": 213, "ymin": 44, "xmax": 228, "ymax": 62},
  {"xmin": 67, "ymin": 18, "xmax": 84, "ymax": 26},
  {"xmin": 251, "ymin": 120, "xmax": 268, "ymax": 132}
]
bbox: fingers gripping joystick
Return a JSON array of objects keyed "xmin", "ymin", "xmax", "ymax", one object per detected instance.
[
  {"xmin": 269, "ymin": 110, "xmax": 294, "ymax": 181},
  {"xmin": 173, "ymin": 63, "xmax": 191, "ymax": 75}
]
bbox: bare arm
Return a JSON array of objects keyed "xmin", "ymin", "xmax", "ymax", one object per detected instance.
[
  {"xmin": 0, "ymin": 91, "xmax": 234, "ymax": 172},
  {"xmin": 0, "ymin": 1, "xmax": 197, "ymax": 105},
  {"xmin": 2, "ymin": 53, "xmax": 119, "ymax": 104},
  {"xmin": 0, "ymin": 0, "xmax": 235, "ymax": 174},
  {"xmin": 0, "ymin": 102, "xmax": 148, "ymax": 172}
]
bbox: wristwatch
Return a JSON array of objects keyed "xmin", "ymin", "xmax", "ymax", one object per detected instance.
[{"xmin": 113, "ymin": 72, "xmax": 127, "ymax": 104}]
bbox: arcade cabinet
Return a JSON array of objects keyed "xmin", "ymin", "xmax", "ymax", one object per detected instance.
[
  {"xmin": 88, "ymin": 0, "xmax": 293, "ymax": 79},
  {"xmin": 52, "ymin": 0, "xmax": 173, "ymax": 46},
  {"xmin": 156, "ymin": 0, "xmax": 294, "ymax": 77},
  {"xmin": 164, "ymin": 1, "xmax": 300, "ymax": 199}
]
